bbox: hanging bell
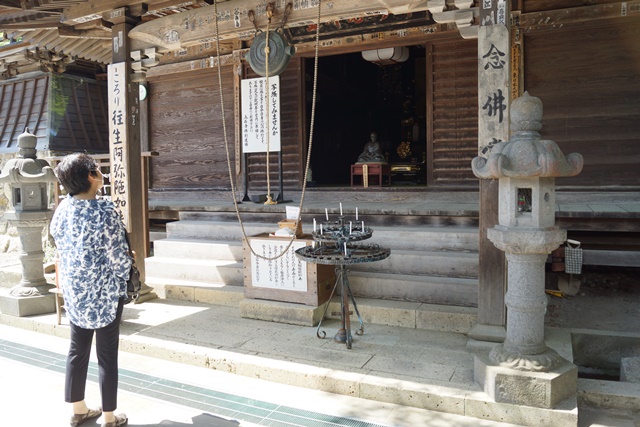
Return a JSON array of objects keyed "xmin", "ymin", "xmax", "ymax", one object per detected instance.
[{"xmin": 247, "ymin": 30, "xmax": 295, "ymax": 77}]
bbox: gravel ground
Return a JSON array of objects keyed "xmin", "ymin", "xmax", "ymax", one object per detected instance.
[{"xmin": 545, "ymin": 266, "xmax": 640, "ymax": 333}]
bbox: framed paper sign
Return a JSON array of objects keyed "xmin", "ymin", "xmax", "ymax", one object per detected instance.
[{"xmin": 241, "ymin": 76, "xmax": 281, "ymax": 153}]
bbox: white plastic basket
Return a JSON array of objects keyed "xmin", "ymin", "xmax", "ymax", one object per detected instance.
[{"xmin": 564, "ymin": 239, "xmax": 583, "ymax": 275}]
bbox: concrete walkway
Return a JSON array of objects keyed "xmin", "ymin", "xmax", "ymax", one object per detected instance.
[
  {"xmin": 0, "ymin": 294, "xmax": 637, "ymax": 427},
  {"xmin": 0, "ymin": 324, "xmax": 521, "ymax": 427}
]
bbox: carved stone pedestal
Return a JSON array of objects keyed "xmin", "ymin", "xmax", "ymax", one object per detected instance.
[
  {"xmin": 475, "ymin": 350, "xmax": 577, "ymax": 409},
  {"xmin": 0, "ymin": 213, "xmax": 55, "ymax": 317},
  {"xmin": 0, "ymin": 293, "xmax": 55, "ymax": 317}
]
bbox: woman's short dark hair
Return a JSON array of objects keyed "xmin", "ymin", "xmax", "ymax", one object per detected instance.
[{"xmin": 54, "ymin": 153, "xmax": 99, "ymax": 196}]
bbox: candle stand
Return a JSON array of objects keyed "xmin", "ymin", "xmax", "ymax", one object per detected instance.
[{"xmin": 295, "ymin": 216, "xmax": 390, "ymax": 349}]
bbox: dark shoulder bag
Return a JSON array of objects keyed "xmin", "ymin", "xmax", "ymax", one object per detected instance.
[{"xmin": 123, "ymin": 233, "xmax": 141, "ymax": 304}]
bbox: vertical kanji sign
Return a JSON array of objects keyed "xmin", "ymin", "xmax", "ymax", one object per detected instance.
[
  {"xmin": 478, "ymin": 24, "xmax": 510, "ymax": 157},
  {"xmin": 473, "ymin": 0, "xmax": 510, "ymax": 333},
  {"xmin": 107, "ymin": 62, "xmax": 130, "ymax": 227}
]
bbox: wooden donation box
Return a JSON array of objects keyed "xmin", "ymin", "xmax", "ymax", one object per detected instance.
[{"xmin": 243, "ymin": 234, "xmax": 334, "ymax": 306}]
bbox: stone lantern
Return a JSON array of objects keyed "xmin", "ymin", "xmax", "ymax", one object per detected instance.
[
  {"xmin": 471, "ymin": 92, "xmax": 583, "ymax": 409},
  {"xmin": 0, "ymin": 128, "xmax": 58, "ymax": 316}
]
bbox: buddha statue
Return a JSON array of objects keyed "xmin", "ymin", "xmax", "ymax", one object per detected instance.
[{"xmin": 357, "ymin": 132, "xmax": 387, "ymax": 163}]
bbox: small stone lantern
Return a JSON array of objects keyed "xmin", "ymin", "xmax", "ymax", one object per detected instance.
[
  {"xmin": 0, "ymin": 128, "xmax": 58, "ymax": 316},
  {"xmin": 471, "ymin": 92, "xmax": 583, "ymax": 408}
]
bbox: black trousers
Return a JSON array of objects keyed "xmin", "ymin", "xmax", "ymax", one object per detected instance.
[{"xmin": 65, "ymin": 298, "xmax": 124, "ymax": 412}]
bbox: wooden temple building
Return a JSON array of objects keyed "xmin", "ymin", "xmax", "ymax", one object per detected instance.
[{"xmin": 1, "ymin": 0, "xmax": 638, "ymax": 359}]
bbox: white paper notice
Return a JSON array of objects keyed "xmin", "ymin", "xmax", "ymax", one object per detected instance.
[
  {"xmin": 250, "ymin": 238, "xmax": 308, "ymax": 291},
  {"xmin": 286, "ymin": 206, "xmax": 300, "ymax": 220},
  {"xmin": 241, "ymin": 76, "xmax": 281, "ymax": 153}
]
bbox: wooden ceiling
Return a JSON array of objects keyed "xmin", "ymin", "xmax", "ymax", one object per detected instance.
[
  {"xmin": 0, "ymin": 0, "xmax": 637, "ymax": 80},
  {"xmin": 0, "ymin": 0, "xmax": 215, "ymax": 76}
]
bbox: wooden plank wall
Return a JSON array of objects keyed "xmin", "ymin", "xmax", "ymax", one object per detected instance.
[
  {"xmin": 48, "ymin": 74, "xmax": 109, "ymax": 153},
  {"xmin": 524, "ymin": 18, "xmax": 640, "ymax": 188},
  {"xmin": 426, "ymin": 38, "xmax": 479, "ymax": 187},
  {"xmin": 245, "ymin": 58, "xmax": 305, "ymax": 191},
  {"xmin": 147, "ymin": 66, "xmax": 236, "ymax": 190},
  {"xmin": 0, "ymin": 74, "xmax": 49, "ymax": 150}
]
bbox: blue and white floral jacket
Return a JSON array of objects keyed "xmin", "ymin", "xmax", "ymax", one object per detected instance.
[{"xmin": 51, "ymin": 196, "xmax": 132, "ymax": 329}]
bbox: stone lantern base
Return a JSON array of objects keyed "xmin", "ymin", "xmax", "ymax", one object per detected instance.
[
  {"xmin": 0, "ymin": 291, "xmax": 55, "ymax": 317},
  {"xmin": 474, "ymin": 350, "xmax": 577, "ymax": 409}
]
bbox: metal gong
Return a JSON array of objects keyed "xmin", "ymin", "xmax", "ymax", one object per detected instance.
[{"xmin": 247, "ymin": 30, "xmax": 295, "ymax": 77}]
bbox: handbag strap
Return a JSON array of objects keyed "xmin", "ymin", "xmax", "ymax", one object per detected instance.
[{"xmin": 123, "ymin": 232, "xmax": 136, "ymax": 261}]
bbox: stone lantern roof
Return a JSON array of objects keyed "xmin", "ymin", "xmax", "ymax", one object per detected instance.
[
  {"xmin": 0, "ymin": 128, "xmax": 57, "ymax": 186},
  {"xmin": 472, "ymin": 92, "xmax": 583, "ymax": 179}
]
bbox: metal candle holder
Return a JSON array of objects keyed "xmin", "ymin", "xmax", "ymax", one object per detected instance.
[{"xmin": 295, "ymin": 215, "xmax": 390, "ymax": 349}]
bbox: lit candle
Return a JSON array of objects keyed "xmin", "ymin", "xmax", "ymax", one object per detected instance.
[
  {"xmin": 340, "ymin": 202, "xmax": 343, "ymax": 216},
  {"xmin": 313, "ymin": 218, "xmax": 316, "ymax": 232},
  {"xmin": 344, "ymin": 242, "xmax": 347, "ymax": 256},
  {"xmin": 356, "ymin": 207, "xmax": 358, "ymax": 221},
  {"xmin": 320, "ymin": 224, "xmax": 323, "ymax": 235},
  {"xmin": 349, "ymin": 221, "xmax": 352, "ymax": 235},
  {"xmin": 325, "ymin": 208, "xmax": 329, "ymax": 221}
]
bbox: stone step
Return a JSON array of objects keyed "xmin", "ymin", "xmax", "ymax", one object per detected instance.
[
  {"xmin": 166, "ymin": 221, "xmax": 275, "ymax": 241},
  {"xmin": 351, "ymin": 249, "xmax": 478, "ymax": 278},
  {"xmin": 326, "ymin": 298, "xmax": 479, "ymax": 334},
  {"xmin": 348, "ymin": 271, "xmax": 478, "ymax": 307},
  {"xmin": 144, "ymin": 276, "xmax": 244, "ymax": 307},
  {"xmin": 152, "ymin": 239, "xmax": 478, "ymax": 278},
  {"xmin": 145, "ymin": 256, "xmax": 243, "ymax": 285},
  {"xmin": 167, "ymin": 221, "xmax": 479, "ymax": 252},
  {"xmin": 146, "ymin": 254, "xmax": 477, "ymax": 307},
  {"xmin": 366, "ymin": 226, "xmax": 478, "ymax": 252},
  {"xmin": 153, "ymin": 239, "xmax": 243, "ymax": 261}
]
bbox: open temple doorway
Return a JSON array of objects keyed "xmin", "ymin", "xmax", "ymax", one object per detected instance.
[{"xmin": 305, "ymin": 46, "xmax": 427, "ymax": 187}]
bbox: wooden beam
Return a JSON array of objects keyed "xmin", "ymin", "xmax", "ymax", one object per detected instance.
[
  {"xmin": 294, "ymin": 23, "xmax": 458, "ymax": 57},
  {"xmin": 129, "ymin": 0, "xmax": 436, "ymax": 50},
  {"xmin": 520, "ymin": 0, "xmax": 640, "ymax": 30},
  {"xmin": 58, "ymin": 25, "xmax": 111, "ymax": 39},
  {"xmin": 145, "ymin": 51, "xmax": 236, "ymax": 79},
  {"xmin": 0, "ymin": 19, "xmax": 59, "ymax": 30},
  {"xmin": 0, "ymin": 40, "xmax": 31, "ymax": 56},
  {"xmin": 145, "ymin": 0, "xmax": 210, "ymax": 15},
  {"xmin": 61, "ymin": 0, "xmax": 208, "ymax": 24}
]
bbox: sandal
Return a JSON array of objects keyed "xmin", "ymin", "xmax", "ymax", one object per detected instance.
[
  {"xmin": 101, "ymin": 413, "xmax": 128, "ymax": 427},
  {"xmin": 70, "ymin": 407, "xmax": 102, "ymax": 426}
]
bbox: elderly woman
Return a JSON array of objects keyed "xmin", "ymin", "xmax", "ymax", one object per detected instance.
[{"xmin": 50, "ymin": 153, "xmax": 130, "ymax": 427}]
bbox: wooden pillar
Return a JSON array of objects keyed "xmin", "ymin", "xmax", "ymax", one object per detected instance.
[
  {"xmin": 469, "ymin": 0, "xmax": 511, "ymax": 343},
  {"xmin": 105, "ymin": 8, "xmax": 147, "ymax": 289}
]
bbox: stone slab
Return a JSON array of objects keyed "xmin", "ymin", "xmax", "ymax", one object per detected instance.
[
  {"xmin": 464, "ymin": 389, "xmax": 578, "ymax": 427},
  {"xmin": 239, "ymin": 298, "xmax": 326, "ymax": 326},
  {"xmin": 474, "ymin": 351, "xmax": 578, "ymax": 409},
  {"xmin": 417, "ymin": 303, "xmax": 477, "ymax": 333},
  {"xmin": 327, "ymin": 297, "xmax": 421, "ymax": 329},
  {"xmin": 0, "ymin": 293, "xmax": 55, "ymax": 317},
  {"xmin": 620, "ymin": 356, "xmax": 640, "ymax": 383},
  {"xmin": 578, "ymin": 378, "xmax": 640, "ymax": 411},
  {"xmin": 467, "ymin": 324, "xmax": 506, "ymax": 343}
]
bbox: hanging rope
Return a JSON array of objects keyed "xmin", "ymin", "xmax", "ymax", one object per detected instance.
[
  {"xmin": 213, "ymin": 0, "xmax": 322, "ymax": 261},
  {"xmin": 264, "ymin": 3, "xmax": 276, "ymax": 205}
]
